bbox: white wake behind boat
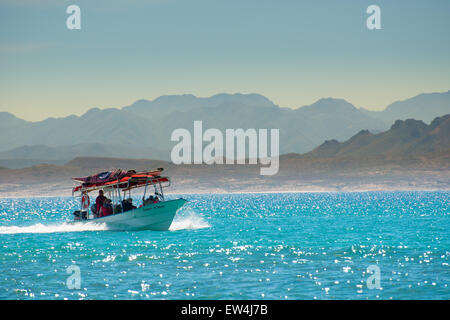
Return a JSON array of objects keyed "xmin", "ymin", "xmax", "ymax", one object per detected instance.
[{"xmin": 70, "ymin": 168, "xmax": 186, "ymax": 231}]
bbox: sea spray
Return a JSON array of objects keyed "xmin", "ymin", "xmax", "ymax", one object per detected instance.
[
  {"xmin": 0, "ymin": 222, "xmax": 108, "ymax": 234},
  {"xmin": 169, "ymin": 207, "xmax": 210, "ymax": 231}
]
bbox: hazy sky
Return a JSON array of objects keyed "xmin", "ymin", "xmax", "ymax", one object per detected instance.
[{"xmin": 1, "ymin": 0, "xmax": 449, "ymax": 121}]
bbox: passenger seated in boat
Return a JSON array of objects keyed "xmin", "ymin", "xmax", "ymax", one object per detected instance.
[
  {"xmin": 113, "ymin": 204, "xmax": 122, "ymax": 214},
  {"xmin": 91, "ymin": 204, "xmax": 99, "ymax": 218},
  {"xmin": 142, "ymin": 195, "xmax": 159, "ymax": 206},
  {"xmin": 96, "ymin": 190, "xmax": 106, "ymax": 215},
  {"xmin": 129, "ymin": 198, "xmax": 137, "ymax": 210},
  {"xmin": 152, "ymin": 193, "xmax": 160, "ymax": 203},
  {"xmin": 143, "ymin": 196, "xmax": 153, "ymax": 206},
  {"xmin": 122, "ymin": 198, "xmax": 137, "ymax": 212},
  {"xmin": 142, "ymin": 197, "xmax": 150, "ymax": 206},
  {"xmin": 100, "ymin": 199, "xmax": 113, "ymax": 217}
]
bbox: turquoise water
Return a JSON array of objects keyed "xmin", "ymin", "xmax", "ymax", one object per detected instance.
[{"xmin": 0, "ymin": 191, "xmax": 448, "ymax": 300}]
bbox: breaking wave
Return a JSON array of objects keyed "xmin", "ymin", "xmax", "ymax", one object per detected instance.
[{"xmin": 0, "ymin": 222, "xmax": 109, "ymax": 234}]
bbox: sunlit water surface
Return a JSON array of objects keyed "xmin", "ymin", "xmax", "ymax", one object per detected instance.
[{"xmin": 0, "ymin": 191, "xmax": 448, "ymax": 300}]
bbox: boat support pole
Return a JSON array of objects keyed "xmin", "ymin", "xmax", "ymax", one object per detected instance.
[
  {"xmin": 143, "ymin": 177, "xmax": 149, "ymax": 202},
  {"xmin": 159, "ymin": 181, "xmax": 165, "ymax": 201}
]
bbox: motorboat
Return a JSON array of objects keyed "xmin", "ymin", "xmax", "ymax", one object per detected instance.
[{"xmin": 71, "ymin": 168, "xmax": 186, "ymax": 231}]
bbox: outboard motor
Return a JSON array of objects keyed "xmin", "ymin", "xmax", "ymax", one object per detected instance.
[{"xmin": 73, "ymin": 210, "xmax": 87, "ymax": 220}]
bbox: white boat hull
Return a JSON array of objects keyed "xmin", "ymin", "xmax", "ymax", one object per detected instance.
[{"xmin": 72, "ymin": 198, "xmax": 186, "ymax": 231}]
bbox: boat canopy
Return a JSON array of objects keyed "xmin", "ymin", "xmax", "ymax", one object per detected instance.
[{"xmin": 72, "ymin": 168, "xmax": 170, "ymax": 194}]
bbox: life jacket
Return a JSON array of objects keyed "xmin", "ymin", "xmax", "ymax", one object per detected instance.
[
  {"xmin": 81, "ymin": 194, "xmax": 90, "ymax": 210},
  {"xmin": 101, "ymin": 205, "xmax": 113, "ymax": 217},
  {"xmin": 96, "ymin": 195, "xmax": 106, "ymax": 213}
]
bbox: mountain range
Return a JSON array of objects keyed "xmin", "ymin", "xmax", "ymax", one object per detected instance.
[
  {"xmin": 360, "ymin": 90, "xmax": 450, "ymax": 124},
  {"xmin": 278, "ymin": 114, "xmax": 450, "ymax": 173},
  {"xmin": 301, "ymin": 114, "xmax": 450, "ymax": 159},
  {"xmin": 0, "ymin": 90, "xmax": 449, "ymax": 168},
  {"xmin": 0, "ymin": 113, "xmax": 448, "ymax": 195}
]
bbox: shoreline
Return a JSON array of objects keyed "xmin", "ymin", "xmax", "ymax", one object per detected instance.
[{"xmin": 1, "ymin": 188, "xmax": 449, "ymax": 199}]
